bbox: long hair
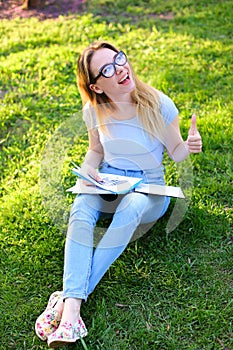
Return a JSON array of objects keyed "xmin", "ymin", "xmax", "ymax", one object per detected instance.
[{"xmin": 77, "ymin": 41, "xmax": 166, "ymax": 142}]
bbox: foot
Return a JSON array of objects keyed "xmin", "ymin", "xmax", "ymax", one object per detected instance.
[
  {"xmin": 47, "ymin": 297, "xmax": 87, "ymax": 348},
  {"xmin": 35, "ymin": 291, "xmax": 64, "ymax": 341},
  {"xmin": 60, "ymin": 297, "xmax": 82, "ymax": 324}
]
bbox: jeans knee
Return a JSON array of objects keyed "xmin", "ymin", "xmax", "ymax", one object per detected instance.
[
  {"xmin": 123, "ymin": 192, "xmax": 148, "ymax": 216},
  {"xmin": 113, "ymin": 192, "xmax": 149, "ymax": 226}
]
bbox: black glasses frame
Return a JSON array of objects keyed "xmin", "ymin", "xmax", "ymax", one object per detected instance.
[{"xmin": 90, "ymin": 51, "xmax": 127, "ymax": 84}]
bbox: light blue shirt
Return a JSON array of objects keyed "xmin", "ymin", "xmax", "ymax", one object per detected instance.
[{"xmin": 83, "ymin": 91, "xmax": 178, "ymax": 171}]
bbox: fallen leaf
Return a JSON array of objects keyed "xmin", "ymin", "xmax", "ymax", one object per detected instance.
[
  {"xmin": 115, "ymin": 303, "xmax": 129, "ymax": 308},
  {"xmin": 146, "ymin": 321, "xmax": 152, "ymax": 330}
]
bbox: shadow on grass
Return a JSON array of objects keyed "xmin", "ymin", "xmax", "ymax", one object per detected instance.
[{"xmin": 0, "ymin": 0, "xmax": 86, "ymax": 20}]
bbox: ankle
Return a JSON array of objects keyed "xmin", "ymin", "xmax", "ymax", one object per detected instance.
[
  {"xmin": 65, "ymin": 297, "xmax": 82, "ymax": 310},
  {"xmin": 61, "ymin": 298, "xmax": 82, "ymax": 324}
]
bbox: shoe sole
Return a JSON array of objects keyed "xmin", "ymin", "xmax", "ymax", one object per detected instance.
[
  {"xmin": 48, "ymin": 339, "xmax": 76, "ymax": 348},
  {"xmin": 48, "ymin": 331, "xmax": 88, "ymax": 348}
]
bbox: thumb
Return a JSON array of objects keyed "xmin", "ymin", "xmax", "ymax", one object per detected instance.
[{"xmin": 188, "ymin": 113, "xmax": 197, "ymax": 136}]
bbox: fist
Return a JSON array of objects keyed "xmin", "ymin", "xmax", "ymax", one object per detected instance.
[{"xmin": 187, "ymin": 114, "xmax": 202, "ymax": 154}]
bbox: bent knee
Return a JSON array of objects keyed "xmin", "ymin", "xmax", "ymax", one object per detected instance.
[{"xmin": 116, "ymin": 192, "xmax": 149, "ymax": 218}]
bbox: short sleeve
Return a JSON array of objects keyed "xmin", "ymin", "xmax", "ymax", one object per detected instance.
[
  {"xmin": 82, "ymin": 102, "xmax": 98, "ymax": 130},
  {"xmin": 159, "ymin": 91, "xmax": 179, "ymax": 125}
]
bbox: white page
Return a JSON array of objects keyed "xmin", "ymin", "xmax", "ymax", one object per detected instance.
[{"xmin": 135, "ymin": 183, "xmax": 185, "ymax": 198}]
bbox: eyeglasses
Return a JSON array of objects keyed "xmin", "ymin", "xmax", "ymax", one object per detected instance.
[{"xmin": 91, "ymin": 51, "xmax": 127, "ymax": 83}]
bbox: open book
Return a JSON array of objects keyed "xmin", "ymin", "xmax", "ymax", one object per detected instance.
[
  {"xmin": 69, "ymin": 165, "xmax": 143, "ymax": 194},
  {"xmin": 66, "ymin": 163, "xmax": 185, "ymax": 199}
]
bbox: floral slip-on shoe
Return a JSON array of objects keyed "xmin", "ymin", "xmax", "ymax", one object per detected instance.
[
  {"xmin": 47, "ymin": 318, "xmax": 88, "ymax": 348},
  {"xmin": 35, "ymin": 291, "xmax": 63, "ymax": 341}
]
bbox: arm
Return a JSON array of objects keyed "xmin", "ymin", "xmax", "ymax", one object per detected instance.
[
  {"xmin": 165, "ymin": 114, "xmax": 202, "ymax": 163},
  {"xmin": 80, "ymin": 128, "xmax": 104, "ymax": 181}
]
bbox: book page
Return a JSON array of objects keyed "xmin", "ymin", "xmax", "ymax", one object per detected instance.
[{"xmin": 135, "ymin": 183, "xmax": 185, "ymax": 198}]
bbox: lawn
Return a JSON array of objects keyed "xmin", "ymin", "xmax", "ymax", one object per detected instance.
[{"xmin": 0, "ymin": 0, "xmax": 232, "ymax": 349}]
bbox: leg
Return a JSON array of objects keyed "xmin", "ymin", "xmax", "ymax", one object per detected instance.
[
  {"xmin": 47, "ymin": 194, "xmax": 103, "ymax": 347},
  {"xmin": 36, "ymin": 193, "xmax": 103, "ymax": 345},
  {"xmin": 87, "ymin": 192, "xmax": 168, "ymax": 295},
  {"xmin": 62, "ymin": 194, "xmax": 103, "ymax": 301}
]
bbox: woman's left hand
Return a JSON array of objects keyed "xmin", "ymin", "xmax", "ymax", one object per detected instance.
[{"xmin": 186, "ymin": 114, "xmax": 202, "ymax": 154}]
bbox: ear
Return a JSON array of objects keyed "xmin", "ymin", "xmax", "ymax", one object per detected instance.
[{"xmin": 89, "ymin": 84, "xmax": 103, "ymax": 94}]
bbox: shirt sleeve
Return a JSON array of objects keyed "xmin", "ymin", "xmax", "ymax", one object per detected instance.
[
  {"xmin": 159, "ymin": 91, "xmax": 179, "ymax": 125},
  {"xmin": 82, "ymin": 102, "xmax": 98, "ymax": 130}
]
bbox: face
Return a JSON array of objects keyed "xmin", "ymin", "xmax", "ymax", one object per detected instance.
[{"xmin": 89, "ymin": 48, "xmax": 135, "ymax": 101}]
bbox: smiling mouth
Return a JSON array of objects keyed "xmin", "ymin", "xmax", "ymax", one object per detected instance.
[{"xmin": 119, "ymin": 74, "xmax": 130, "ymax": 84}]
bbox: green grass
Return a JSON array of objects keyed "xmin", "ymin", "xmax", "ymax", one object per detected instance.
[{"xmin": 0, "ymin": 0, "xmax": 232, "ymax": 349}]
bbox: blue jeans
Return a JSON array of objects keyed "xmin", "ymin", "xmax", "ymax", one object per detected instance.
[{"xmin": 63, "ymin": 164, "xmax": 170, "ymax": 301}]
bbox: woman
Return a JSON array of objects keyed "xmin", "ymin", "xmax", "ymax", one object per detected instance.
[{"xmin": 35, "ymin": 41, "xmax": 202, "ymax": 348}]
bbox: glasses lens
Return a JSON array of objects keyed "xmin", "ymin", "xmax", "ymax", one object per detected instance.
[
  {"xmin": 115, "ymin": 51, "xmax": 127, "ymax": 65},
  {"xmin": 101, "ymin": 64, "xmax": 115, "ymax": 78}
]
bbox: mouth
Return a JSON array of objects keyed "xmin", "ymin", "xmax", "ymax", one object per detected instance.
[{"xmin": 118, "ymin": 73, "xmax": 130, "ymax": 84}]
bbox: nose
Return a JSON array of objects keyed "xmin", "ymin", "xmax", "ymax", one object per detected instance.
[{"xmin": 115, "ymin": 65, "xmax": 124, "ymax": 75}]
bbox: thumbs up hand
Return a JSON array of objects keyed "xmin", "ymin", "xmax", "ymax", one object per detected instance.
[{"xmin": 186, "ymin": 114, "xmax": 202, "ymax": 153}]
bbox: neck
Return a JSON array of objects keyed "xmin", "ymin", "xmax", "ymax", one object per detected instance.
[
  {"xmin": 110, "ymin": 90, "xmax": 134, "ymax": 104},
  {"xmin": 112, "ymin": 101, "xmax": 137, "ymax": 120},
  {"xmin": 107, "ymin": 90, "xmax": 137, "ymax": 119}
]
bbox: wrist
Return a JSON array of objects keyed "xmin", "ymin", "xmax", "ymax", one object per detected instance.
[{"xmin": 184, "ymin": 140, "xmax": 191, "ymax": 155}]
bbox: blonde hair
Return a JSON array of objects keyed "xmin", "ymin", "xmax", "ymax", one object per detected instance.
[{"xmin": 77, "ymin": 41, "xmax": 166, "ymax": 143}]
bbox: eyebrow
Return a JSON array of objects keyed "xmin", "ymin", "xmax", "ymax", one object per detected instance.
[{"xmin": 96, "ymin": 52, "xmax": 118, "ymax": 73}]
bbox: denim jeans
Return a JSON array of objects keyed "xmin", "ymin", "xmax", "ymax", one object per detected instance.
[{"xmin": 63, "ymin": 164, "xmax": 170, "ymax": 301}]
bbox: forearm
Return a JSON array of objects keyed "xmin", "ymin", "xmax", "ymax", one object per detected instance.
[
  {"xmin": 82, "ymin": 148, "xmax": 104, "ymax": 170},
  {"xmin": 169, "ymin": 141, "xmax": 190, "ymax": 163}
]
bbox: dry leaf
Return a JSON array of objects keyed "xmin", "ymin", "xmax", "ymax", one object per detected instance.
[
  {"xmin": 146, "ymin": 321, "xmax": 152, "ymax": 330},
  {"xmin": 115, "ymin": 303, "xmax": 129, "ymax": 308}
]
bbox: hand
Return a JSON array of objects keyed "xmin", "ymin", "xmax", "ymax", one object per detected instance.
[
  {"xmin": 80, "ymin": 163, "xmax": 102, "ymax": 185},
  {"xmin": 186, "ymin": 114, "xmax": 202, "ymax": 154}
]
